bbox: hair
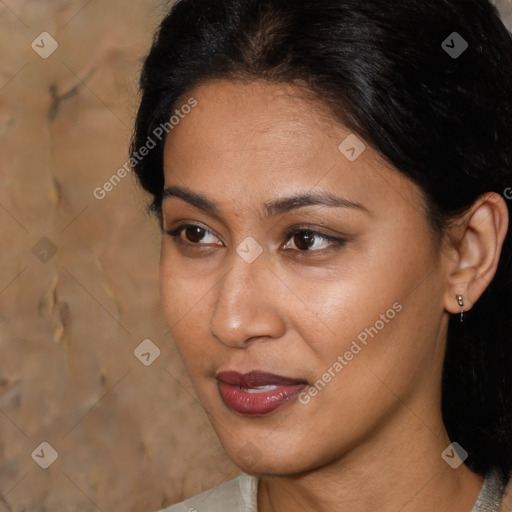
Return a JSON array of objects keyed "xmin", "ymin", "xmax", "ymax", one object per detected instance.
[{"xmin": 131, "ymin": 0, "xmax": 512, "ymax": 479}]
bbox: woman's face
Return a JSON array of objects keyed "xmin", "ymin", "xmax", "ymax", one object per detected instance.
[{"xmin": 160, "ymin": 79, "xmax": 451, "ymax": 476}]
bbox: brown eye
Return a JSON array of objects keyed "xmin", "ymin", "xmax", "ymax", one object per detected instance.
[
  {"xmin": 184, "ymin": 226, "xmax": 207, "ymax": 243},
  {"xmin": 283, "ymin": 228, "xmax": 347, "ymax": 254},
  {"xmin": 293, "ymin": 231, "xmax": 316, "ymax": 251},
  {"xmin": 165, "ymin": 224, "xmax": 221, "ymax": 246}
]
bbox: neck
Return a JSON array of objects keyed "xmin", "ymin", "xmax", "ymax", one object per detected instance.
[{"xmin": 257, "ymin": 402, "xmax": 483, "ymax": 512}]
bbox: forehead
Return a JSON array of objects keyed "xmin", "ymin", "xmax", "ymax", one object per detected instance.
[
  {"xmin": 161, "ymin": 79, "xmax": 426, "ymax": 223},
  {"xmin": 166, "ymin": 79, "xmax": 340, "ymax": 163},
  {"xmin": 164, "ymin": 79, "xmax": 373, "ymax": 178}
]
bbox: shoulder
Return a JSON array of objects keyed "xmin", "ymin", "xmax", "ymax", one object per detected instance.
[
  {"xmin": 155, "ymin": 472, "xmax": 259, "ymax": 512},
  {"xmin": 501, "ymin": 475, "xmax": 512, "ymax": 512}
]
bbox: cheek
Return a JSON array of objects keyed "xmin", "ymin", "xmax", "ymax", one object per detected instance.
[
  {"xmin": 284, "ymin": 230, "xmax": 439, "ymax": 382},
  {"xmin": 159, "ymin": 242, "xmax": 215, "ymax": 318},
  {"xmin": 159, "ymin": 252, "xmax": 213, "ymax": 361}
]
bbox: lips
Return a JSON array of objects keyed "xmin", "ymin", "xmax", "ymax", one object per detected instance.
[{"xmin": 216, "ymin": 371, "xmax": 308, "ymax": 415}]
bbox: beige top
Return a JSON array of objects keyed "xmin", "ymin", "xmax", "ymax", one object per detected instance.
[
  {"xmin": 157, "ymin": 471, "xmax": 512, "ymax": 512},
  {"xmin": 157, "ymin": 472, "xmax": 258, "ymax": 512}
]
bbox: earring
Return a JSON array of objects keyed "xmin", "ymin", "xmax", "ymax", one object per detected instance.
[{"xmin": 457, "ymin": 294, "xmax": 464, "ymax": 323}]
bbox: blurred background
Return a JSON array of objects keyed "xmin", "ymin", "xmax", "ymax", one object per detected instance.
[
  {"xmin": 0, "ymin": 1, "xmax": 239, "ymax": 511},
  {"xmin": 2, "ymin": 1, "xmax": 512, "ymax": 511}
]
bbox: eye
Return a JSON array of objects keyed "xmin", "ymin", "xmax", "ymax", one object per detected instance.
[
  {"xmin": 165, "ymin": 224, "xmax": 222, "ymax": 246},
  {"xmin": 165, "ymin": 224, "xmax": 346, "ymax": 254},
  {"xmin": 282, "ymin": 229, "xmax": 346, "ymax": 252}
]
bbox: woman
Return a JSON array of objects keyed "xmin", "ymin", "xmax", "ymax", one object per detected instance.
[{"xmin": 131, "ymin": 0, "xmax": 512, "ymax": 510}]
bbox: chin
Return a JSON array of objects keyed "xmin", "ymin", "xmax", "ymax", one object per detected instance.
[{"xmin": 220, "ymin": 435, "xmax": 319, "ymax": 477}]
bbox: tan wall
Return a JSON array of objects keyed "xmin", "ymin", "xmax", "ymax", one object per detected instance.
[
  {"xmin": 3, "ymin": 1, "xmax": 512, "ymax": 511},
  {"xmin": 0, "ymin": 1, "xmax": 238, "ymax": 511}
]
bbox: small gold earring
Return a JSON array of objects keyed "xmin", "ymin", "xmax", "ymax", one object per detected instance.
[{"xmin": 457, "ymin": 294, "xmax": 464, "ymax": 323}]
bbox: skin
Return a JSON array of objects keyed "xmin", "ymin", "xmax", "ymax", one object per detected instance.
[{"xmin": 159, "ymin": 79, "xmax": 509, "ymax": 512}]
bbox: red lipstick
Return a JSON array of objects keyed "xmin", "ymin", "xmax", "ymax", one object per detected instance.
[{"xmin": 216, "ymin": 371, "xmax": 307, "ymax": 415}]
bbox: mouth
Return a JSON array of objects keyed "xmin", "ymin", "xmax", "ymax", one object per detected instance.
[{"xmin": 216, "ymin": 370, "xmax": 308, "ymax": 416}]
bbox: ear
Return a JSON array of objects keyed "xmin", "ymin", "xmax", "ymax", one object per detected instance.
[{"xmin": 443, "ymin": 192, "xmax": 509, "ymax": 315}]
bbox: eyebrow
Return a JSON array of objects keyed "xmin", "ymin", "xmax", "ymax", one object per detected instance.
[{"xmin": 162, "ymin": 185, "xmax": 371, "ymax": 218}]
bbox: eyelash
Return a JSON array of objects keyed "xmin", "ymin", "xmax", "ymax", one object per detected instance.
[{"xmin": 165, "ymin": 223, "xmax": 346, "ymax": 254}]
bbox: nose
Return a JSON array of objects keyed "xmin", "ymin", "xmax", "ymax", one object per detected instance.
[{"xmin": 209, "ymin": 253, "xmax": 286, "ymax": 348}]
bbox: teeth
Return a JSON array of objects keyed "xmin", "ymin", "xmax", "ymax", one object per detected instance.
[{"xmin": 240, "ymin": 385, "xmax": 279, "ymax": 394}]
